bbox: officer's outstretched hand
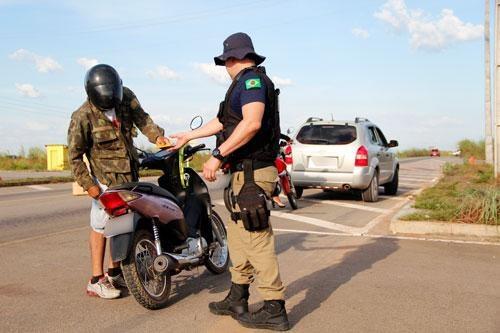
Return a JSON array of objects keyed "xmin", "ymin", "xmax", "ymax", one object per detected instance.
[
  {"xmin": 168, "ymin": 132, "xmax": 191, "ymax": 151},
  {"xmin": 203, "ymin": 157, "xmax": 222, "ymax": 182}
]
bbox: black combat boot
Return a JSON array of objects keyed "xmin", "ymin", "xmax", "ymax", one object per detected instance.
[
  {"xmin": 237, "ymin": 300, "xmax": 290, "ymax": 331},
  {"xmin": 209, "ymin": 283, "xmax": 249, "ymax": 317}
]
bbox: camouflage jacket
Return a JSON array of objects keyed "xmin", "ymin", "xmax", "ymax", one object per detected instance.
[{"xmin": 67, "ymin": 87, "xmax": 164, "ymax": 191}]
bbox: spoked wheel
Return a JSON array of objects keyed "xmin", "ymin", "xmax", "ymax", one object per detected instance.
[
  {"xmin": 121, "ymin": 229, "xmax": 171, "ymax": 310},
  {"xmin": 204, "ymin": 211, "xmax": 229, "ymax": 274}
]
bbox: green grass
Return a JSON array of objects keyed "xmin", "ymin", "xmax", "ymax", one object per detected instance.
[
  {"xmin": 0, "ymin": 147, "xmax": 48, "ymax": 171},
  {"xmin": 458, "ymin": 139, "xmax": 485, "ymax": 160},
  {"xmin": 403, "ymin": 162, "xmax": 499, "ymax": 225},
  {"xmin": 187, "ymin": 151, "xmax": 211, "ymax": 172},
  {"xmin": 397, "ymin": 148, "xmax": 430, "ymax": 158}
]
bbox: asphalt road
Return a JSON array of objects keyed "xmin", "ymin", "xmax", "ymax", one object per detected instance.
[{"xmin": 0, "ymin": 157, "xmax": 499, "ymax": 332}]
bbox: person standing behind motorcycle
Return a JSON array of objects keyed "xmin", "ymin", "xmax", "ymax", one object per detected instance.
[
  {"xmin": 68, "ymin": 64, "xmax": 170, "ymax": 299},
  {"xmin": 170, "ymin": 32, "xmax": 289, "ymax": 331}
]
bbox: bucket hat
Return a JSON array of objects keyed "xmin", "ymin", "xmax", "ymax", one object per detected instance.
[{"xmin": 214, "ymin": 32, "xmax": 265, "ymax": 66}]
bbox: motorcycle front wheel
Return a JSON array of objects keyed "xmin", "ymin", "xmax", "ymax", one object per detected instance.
[
  {"xmin": 121, "ymin": 228, "xmax": 171, "ymax": 310},
  {"xmin": 204, "ymin": 211, "xmax": 230, "ymax": 274}
]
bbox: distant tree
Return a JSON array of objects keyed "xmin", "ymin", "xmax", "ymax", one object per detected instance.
[
  {"xmin": 18, "ymin": 146, "xmax": 26, "ymax": 158},
  {"xmin": 28, "ymin": 147, "xmax": 46, "ymax": 160}
]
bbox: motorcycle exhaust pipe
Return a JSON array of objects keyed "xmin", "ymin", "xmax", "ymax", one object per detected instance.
[
  {"xmin": 153, "ymin": 254, "xmax": 179, "ymax": 273},
  {"xmin": 342, "ymin": 184, "xmax": 351, "ymax": 191}
]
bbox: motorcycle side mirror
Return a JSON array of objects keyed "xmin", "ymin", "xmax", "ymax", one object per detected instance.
[
  {"xmin": 190, "ymin": 116, "xmax": 203, "ymax": 130},
  {"xmin": 279, "ymin": 140, "xmax": 288, "ymax": 147}
]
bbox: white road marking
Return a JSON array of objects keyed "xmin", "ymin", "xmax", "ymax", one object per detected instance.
[
  {"xmin": 213, "ymin": 199, "xmax": 358, "ymax": 234},
  {"xmin": 271, "ymin": 211, "xmax": 360, "ymax": 234},
  {"xmin": 398, "ymin": 183, "xmax": 422, "ymax": 188},
  {"xmin": 302, "ymin": 198, "xmax": 390, "ymax": 214},
  {"xmin": 27, "ymin": 185, "xmax": 53, "ymax": 191},
  {"xmin": 274, "ymin": 228, "xmax": 500, "ymax": 247},
  {"xmin": 379, "ymin": 195, "xmax": 409, "ymax": 201},
  {"xmin": 398, "ymin": 177, "xmax": 432, "ymax": 183},
  {"xmin": 214, "ymin": 198, "xmax": 406, "ymax": 235}
]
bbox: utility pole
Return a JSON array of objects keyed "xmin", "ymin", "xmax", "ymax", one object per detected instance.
[
  {"xmin": 495, "ymin": 0, "xmax": 500, "ymax": 177},
  {"xmin": 485, "ymin": 0, "xmax": 494, "ymax": 164}
]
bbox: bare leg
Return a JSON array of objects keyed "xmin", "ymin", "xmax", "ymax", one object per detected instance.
[{"xmin": 89, "ymin": 230, "xmax": 106, "ymax": 277}]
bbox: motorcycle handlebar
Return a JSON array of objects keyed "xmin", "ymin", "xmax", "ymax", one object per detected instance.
[{"xmin": 184, "ymin": 143, "xmax": 206, "ymax": 157}]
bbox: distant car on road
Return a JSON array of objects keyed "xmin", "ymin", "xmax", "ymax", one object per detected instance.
[
  {"xmin": 430, "ymin": 148, "xmax": 440, "ymax": 157},
  {"xmin": 286, "ymin": 117, "xmax": 399, "ymax": 202},
  {"xmin": 452, "ymin": 150, "xmax": 461, "ymax": 156}
]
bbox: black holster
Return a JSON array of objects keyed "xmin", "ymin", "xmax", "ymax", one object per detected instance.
[{"xmin": 224, "ymin": 160, "xmax": 271, "ymax": 231}]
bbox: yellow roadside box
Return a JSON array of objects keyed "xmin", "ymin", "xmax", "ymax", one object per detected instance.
[{"xmin": 45, "ymin": 144, "xmax": 69, "ymax": 171}]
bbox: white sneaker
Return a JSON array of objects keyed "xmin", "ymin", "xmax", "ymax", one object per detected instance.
[
  {"xmin": 86, "ymin": 276, "xmax": 121, "ymax": 299},
  {"xmin": 107, "ymin": 273, "xmax": 127, "ymax": 289}
]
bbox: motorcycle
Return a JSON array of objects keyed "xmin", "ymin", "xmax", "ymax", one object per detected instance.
[
  {"xmin": 273, "ymin": 136, "xmax": 299, "ymax": 210},
  {"xmin": 99, "ymin": 121, "xmax": 229, "ymax": 310}
]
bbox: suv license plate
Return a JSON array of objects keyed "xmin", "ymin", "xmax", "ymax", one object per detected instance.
[{"xmin": 308, "ymin": 156, "xmax": 338, "ymax": 169}]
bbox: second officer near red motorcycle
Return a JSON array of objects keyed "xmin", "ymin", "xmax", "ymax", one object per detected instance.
[{"xmin": 170, "ymin": 32, "xmax": 289, "ymax": 331}]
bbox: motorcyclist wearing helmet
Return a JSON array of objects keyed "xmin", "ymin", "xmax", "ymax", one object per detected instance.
[{"xmin": 68, "ymin": 64, "xmax": 170, "ymax": 299}]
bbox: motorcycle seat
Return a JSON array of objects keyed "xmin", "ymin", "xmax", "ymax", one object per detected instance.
[{"xmin": 110, "ymin": 182, "xmax": 180, "ymax": 205}]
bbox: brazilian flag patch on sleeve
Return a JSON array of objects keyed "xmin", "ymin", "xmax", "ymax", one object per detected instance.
[{"xmin": 245, "ymin": 78, "xmax": 262, "ymax": 90}]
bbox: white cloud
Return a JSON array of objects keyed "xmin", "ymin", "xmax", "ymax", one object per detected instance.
[
  {"xmin": 15, "ymin": 83, "xmax": 41, "ymax": 98},
  {"xmin": 77, "ymin": 57, "xmax": 98, "ymax": 70},
  {"xmin": 352, "ymin": 28, "xmax": 370, "ymax": 39},
  {"xmin": 9, "ymin": 49, "xmax": 63, "ymax": 73},
  {"xmin": 374, "ymin": 0, "xmax": 483, "ymax": 50},
  {"xmin": 272, "ymin": 76, "xmax": 293, "ymax": 87},
  {"xmin": 146, "ymin": 65, "xmax": 180, "ymax": 80},
  {"xmin": 193, "ymin": 62, "xmax": 230, "ymax": 85}
]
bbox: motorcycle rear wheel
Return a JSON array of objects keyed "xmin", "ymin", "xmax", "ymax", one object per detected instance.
[
  {"xmin": 204, "ymin": 211, "xmax": 230, "ymax": 274},
  {"xmin": 285, "ymin": 175, "xmax": 299, "ymax": 210},
  {"xmin": 287, "ymin": 191, "xmax": 298, "ymax": 210},
  {"xmin": 121, "ymin": 228, "xmax": 171, "ymax": 310}
]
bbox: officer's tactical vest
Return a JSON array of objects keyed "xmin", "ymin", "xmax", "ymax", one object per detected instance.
[{"xmin": 217, "ymin": 66, "xmax": 281, "ymax": 163}]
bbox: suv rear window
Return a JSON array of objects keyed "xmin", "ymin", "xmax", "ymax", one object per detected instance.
[{"xmin": 296, "ymin": 125, "xmax": 357, "ymax": 145}]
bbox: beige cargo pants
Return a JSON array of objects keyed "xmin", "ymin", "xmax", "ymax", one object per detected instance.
[{"xmin": 227, "ymin": 165, "xmax": 285, "ymax": 301}]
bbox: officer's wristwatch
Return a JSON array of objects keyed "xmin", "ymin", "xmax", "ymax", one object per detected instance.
[{"xmin": 212, "ymin": 148, "xmax": 225, "ymax": 162}]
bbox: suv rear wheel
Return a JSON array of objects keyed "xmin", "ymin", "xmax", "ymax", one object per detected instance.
[
  {"xmin": 295, "ymin": 186, "xmax": 304, "ymax": 199},
  {"xmin": 362, "ymin": 172, "xmax": 379, "ymax": 202},
  {"xmin": 384, "ymin": 167, "xmax": 398, "ymax": 195}
]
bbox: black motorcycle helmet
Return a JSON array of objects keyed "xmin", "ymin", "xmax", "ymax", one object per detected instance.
[{"xmin": 84, "ymin": 64, "xmax": 123, "ymax": 110}]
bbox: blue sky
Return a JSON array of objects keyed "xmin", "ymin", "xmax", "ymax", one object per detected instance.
[{"xmin": 0, "ymin": 0, "xmax": 486, "ymax": 153}]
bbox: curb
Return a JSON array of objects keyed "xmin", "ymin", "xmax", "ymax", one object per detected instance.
[{"xmin": 390, "ymin": 202, "xmax": 500, "ymax": 238}]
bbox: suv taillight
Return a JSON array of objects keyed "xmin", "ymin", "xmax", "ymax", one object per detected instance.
[
  {"xmin": 284, "ymin": 145, "xmax": 293, "ymax": 165},
  {"xmin": 99, "ymin": 191, "xmax": 141, "ymax": 217},
  {"xmin": 355, "ymin": 146, "xmax": 369, "ymax": 167}
]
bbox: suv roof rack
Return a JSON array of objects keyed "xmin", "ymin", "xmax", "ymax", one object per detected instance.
[
  {"xmin": 355, "ymin": 117, "xmax": 369, "ymax": 123},
  {"xmin": 306, "ymin": 117, "xmax": 324, "ymax": 123}
]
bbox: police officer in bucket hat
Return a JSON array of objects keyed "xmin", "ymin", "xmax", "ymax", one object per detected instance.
[{"xmin": 169, "ymin": 32, "xmax": 289, "ymax": 331}]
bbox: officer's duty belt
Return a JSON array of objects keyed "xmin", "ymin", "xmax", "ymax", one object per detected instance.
[{"xmin": 230, "ymin": 160, "xmax": 274, "ymax": 173}]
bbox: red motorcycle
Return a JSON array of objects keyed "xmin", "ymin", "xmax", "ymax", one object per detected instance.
[{"xmin": 273, "ymin": 136, "xmax": 298, "ymax": 210}]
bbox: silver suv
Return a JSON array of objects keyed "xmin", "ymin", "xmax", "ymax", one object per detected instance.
[{"xmin": 287, "ymin": 117, "xmax": 399, "ymax": 202}]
